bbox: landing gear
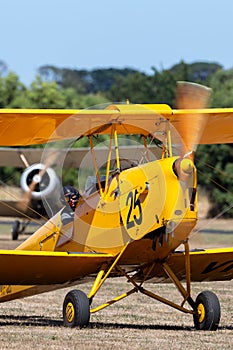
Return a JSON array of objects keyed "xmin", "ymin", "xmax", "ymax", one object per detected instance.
[
  {"xmin": 63, "ymin": 290, "xmax": 90, "ymax": 328},
  {"xmin": 11, "ymin": 219, "xmax": 31, "ymax": 240},
  {"xmin": 61, "ymin": 242, "xmax": 222, "ymax": 330},
  {"xmin": 193, "ymin": 291, "xmax": 221, "ymax": 330},
  {"xmin": 11, "ymin": 220, "xmax": 20, "ymax": 240}
]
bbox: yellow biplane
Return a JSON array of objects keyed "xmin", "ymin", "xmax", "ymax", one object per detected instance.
[{"xmin": 0, "ymin": 82, "xmax": 232, "ymax": 330}]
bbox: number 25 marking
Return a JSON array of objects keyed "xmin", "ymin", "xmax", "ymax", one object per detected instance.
[{"xmin": 126, "ymin": 189, "xmax": 142, "ymax": 229}]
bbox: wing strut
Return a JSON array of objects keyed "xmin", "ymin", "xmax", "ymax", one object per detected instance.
[
  {"xmin": 88, "ymin": 243, "xmax": 129, "ymax": 302},
  {"xmin": 89, "ymin": 135, "xmax": 103, "ymax": 195}
]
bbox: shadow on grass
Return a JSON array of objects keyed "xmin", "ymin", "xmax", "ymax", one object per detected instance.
[
  {"xmin": 0, "ymin": 314, "xmax": 232, "ymax": 331},
  {"xmin": 90, "ymin": 322, "xmax": 233, "ymax": 331},
  {"xmin": 0, "ymin": 314, "xmax": 63, "ymax": 327}
]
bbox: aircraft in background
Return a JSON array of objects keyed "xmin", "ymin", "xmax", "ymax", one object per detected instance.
[{"xmin": 0, "ymin": 82, "xmax": 232, "ymax": 331}]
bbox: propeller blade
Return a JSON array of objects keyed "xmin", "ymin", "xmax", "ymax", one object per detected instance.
[
  {"xmin": 175, "ymin": 81, "xmax": 212, "ymax": 156},
  {"xmin": 18, "ymin": 172, "xmax": 43, "ymax": 212},
  {"xmin": 172, "ymin": 82, "xmax": 212, "ymax": 182}
]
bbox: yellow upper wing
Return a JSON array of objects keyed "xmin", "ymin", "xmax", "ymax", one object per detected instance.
[
  {"xmin": 171, "ymin": 108, "xmax": 233, "ymax": 145},
  {"xmin": 1, "ymin": 105, "xmax": 233, "ymax": 146},
  {"xmin": 0, "ymin": 105, "xmax": 170, "ymax": 146}
]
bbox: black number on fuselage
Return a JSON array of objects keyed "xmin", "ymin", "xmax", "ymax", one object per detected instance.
[{"xmin": 126, "ymin": 190, "xmax": 142, "ymax": 229}]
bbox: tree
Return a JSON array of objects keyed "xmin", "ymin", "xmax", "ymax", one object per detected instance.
[
  {"xmin": 0, "ymin": 72, "xmax": 26, "ymax": 108},
  {"xmin": 27, "ymin": 76, "xmax": 67, "ymax": 108},
  {"xmin": 150, "ymin": 68, "xmax": 177, "ymax": 106},
  {"xmin": 107, "ymin": 71, "xmax": 154, "ymax": 103},
  {"xmin": 0, "ymin": 60, "xmax": 8, "ymax": 76},
  {"xmin": 196, "ymin": 144, "xmax": 233, "ymax": 217},
  {"xmin": 194, "ymin": 68, "xmax": 233, "ymax": 217},
  {"xmin": 170, "ymin": 61, "xmax": 222, "ymax": 85},
  {"xmin": 168, "ymin": 60, "xmax": 189, "ymax": 82},
  {"xmin": 209, "ymin": 68, "xmax": 233, "ymax": 107},
  {"xmin": 38, "ymin": 65, "xmax": 139, "ymax": 95},
  {"xmin": 62, "ymin": 88, "xmax": 109, "ymax": 109}
]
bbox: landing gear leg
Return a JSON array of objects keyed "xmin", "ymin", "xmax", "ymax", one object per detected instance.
[
  {"xmin": 162, "ymin": 240, "xmax": 221, "ymax": 330},
  {"xmin": 11, "ymin": 220, "xmax": 20, "ymax": 240},
  {"xmin": 11, "ymin": 219, "xmax": 31, "ymax": 240}
]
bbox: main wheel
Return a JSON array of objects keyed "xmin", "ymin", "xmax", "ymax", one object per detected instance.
[
  {"xmin": 193, "ymin": 291, "xmax": 221, "ymax": 330},
  {"xmin": 63, "ymin": 289, "xmax": 90, "ymax": 328}
]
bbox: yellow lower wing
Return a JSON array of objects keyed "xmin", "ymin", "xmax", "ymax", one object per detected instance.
[
  {"xmin": 0, "ymin": 247, "xmax": 232, "ymax": 303},
  {"xmin": 0, "ymin": 250, "xmax": 114, "ymax": 302},
  {"xmin": 166, "ymin": 247, "xmax": 233, "ymax": 282},
  {"xmin": 0, "ymin": 250, "xmax": 114, "ymax": 285}
]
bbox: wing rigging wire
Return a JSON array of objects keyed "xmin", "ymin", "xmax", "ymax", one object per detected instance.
[
  {"xmin": 0, "ymin": 186, "xmax": 48, "ymax": 223},
  {"xmin": 191, "ymin": 158, "xmax": 233, "ymax": 237}
]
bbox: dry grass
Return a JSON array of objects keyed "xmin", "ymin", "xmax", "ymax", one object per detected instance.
[{"xmin": 0, "ymin": 221, "xmax": 232, "ymax": 349}]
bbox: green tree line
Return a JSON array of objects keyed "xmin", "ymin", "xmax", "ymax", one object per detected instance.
[{"xmin": 0, "ymin": 59, "xmax": 232, "ymax": 217}]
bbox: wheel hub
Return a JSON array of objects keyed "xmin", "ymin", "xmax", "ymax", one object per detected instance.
[
  {"xmin": 197, "ymin": 303, "xmax": 205, "ymax": 323},
  {"xmin": 66, "ymin": 302, "xmax": 75, "ymax": 323}
]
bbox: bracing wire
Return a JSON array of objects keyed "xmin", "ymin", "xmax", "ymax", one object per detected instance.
[{"xmin": 192, "ymin": 158, "xmax": 233, "ymax": 236}]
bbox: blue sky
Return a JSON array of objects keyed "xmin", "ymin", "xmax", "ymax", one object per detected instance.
[{"xmin": 1, "ymin": 0, "xmax": 233, "ymax": 85}]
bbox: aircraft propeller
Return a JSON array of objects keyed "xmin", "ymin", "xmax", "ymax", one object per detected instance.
[
  {"xmin": 175, "ymin": 81, "xmax": 212, "ymax": 155},
  {"xmin": 17, "ymin": 150, "xmax": 60, "ymax": 212},
  {"xmin": 173, "ymin": 81, "xmax": 212, "ymax": 180}
]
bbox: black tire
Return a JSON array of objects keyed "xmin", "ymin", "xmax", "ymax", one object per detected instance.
[
  {"xmin": 12, "ymin": 220, "xmax": 20, "ymax": 240},
  {"xmin": 63, "ymin": 290, "xmax": 90, "ymax": 328},
  {"xmin": 193, "ymin": 291, "xmax": 221, "ymax": 330}
]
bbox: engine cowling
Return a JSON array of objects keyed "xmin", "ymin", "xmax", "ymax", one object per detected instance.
[{"xmin": 20, "ymin": 163, "xmax": 59, "ymax": 200}]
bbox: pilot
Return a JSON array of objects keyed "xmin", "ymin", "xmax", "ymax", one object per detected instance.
[{"xmin": 60, "ymin": 185, "xmax": 81, "ymax": 225}]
